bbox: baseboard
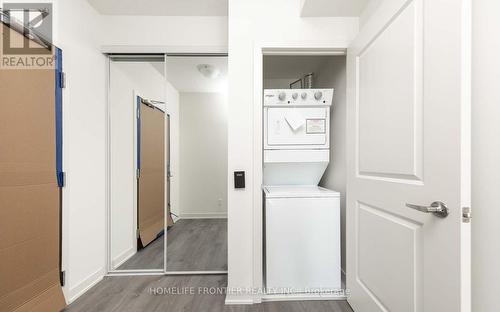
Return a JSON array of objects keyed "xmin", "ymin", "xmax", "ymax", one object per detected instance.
[
  {"xmin": 171, "ymin": 214, "xmax": 181, "ymax": 222},
  {"xmin": 224, "ymin": 294, "xmax": 256, "ymax": 305},
  {"xmin": 65, "ymin": 267, "xmax": 105, "ymax": 304},
  {"xmin": 261, "ymin": 293, "xmax": 347, "ymax": 302},
  {"xmin": 225, "ymin": 292, "xmax": 346, "ymax": 304},
  {"xmin": 112, "ymin": 247, "xmax": 136, "ymax": 268},
  {"xmin": 179, "ymin": 212, "xmax": 227, "ymax": 219}
]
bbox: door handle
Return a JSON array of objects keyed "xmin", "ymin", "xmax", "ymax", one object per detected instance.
[{"xmin": 406, "ymin": 201, "xmax": 449, "ymax": 218}]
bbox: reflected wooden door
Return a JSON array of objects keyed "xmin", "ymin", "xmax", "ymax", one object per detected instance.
[{"xmin": 137, "ymin": 98, "xmax": 165, "ymax": 247}]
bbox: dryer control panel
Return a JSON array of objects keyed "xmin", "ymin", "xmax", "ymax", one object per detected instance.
[{"xmin": 264, "ymin": 89, "xmax": 334, "ymax": 107}]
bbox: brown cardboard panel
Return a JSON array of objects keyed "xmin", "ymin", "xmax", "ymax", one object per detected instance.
[
  {"xmin": 138, "ymin": 103, "xmax": 165, "ymax": 247},
  {"xmin": 12, "ymin": 283, "xmax": 65, "ymax": 312},
  {"xmin": 0, "ymin": 25, "xmax": 65, "ymax": 312}
]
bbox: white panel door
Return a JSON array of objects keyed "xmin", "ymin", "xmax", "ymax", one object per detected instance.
[{"xmin": 346, "ymin": 0, "xmax": 471, "ymax": 311}]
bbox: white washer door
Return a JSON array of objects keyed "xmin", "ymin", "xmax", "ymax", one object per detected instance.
[{"xmin": 265, "ymin": 196, "xmax": 341, "ymax": 293}]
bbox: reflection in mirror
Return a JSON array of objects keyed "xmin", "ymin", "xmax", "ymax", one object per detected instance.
[
  {"xmin": 165, "ymin": 56, "xmax": 228, "ymax": 272},
  {"xmin": 109, "ymin": 57, "xmax": 166, "ymax": 271}
]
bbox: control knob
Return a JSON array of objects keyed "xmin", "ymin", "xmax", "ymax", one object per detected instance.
[
  {"xmin": 278, "ymin": 92, "xmax": 286, "ymax": 101},
  {"xmin": 314, "ymin": 91, "xmax": 323, "ymax": 100}
]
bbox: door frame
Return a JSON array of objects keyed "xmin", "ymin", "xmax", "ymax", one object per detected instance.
[{"xmin": 252, "ymin": 42, "xmax": 348, "ymax": 303}]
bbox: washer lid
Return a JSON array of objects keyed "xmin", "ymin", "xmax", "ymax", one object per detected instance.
[{"xmin": 263, "ymin": 185, "xmax": 340, "ymax": 198}]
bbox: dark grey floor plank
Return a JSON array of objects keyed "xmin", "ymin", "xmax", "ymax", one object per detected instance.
[
  {"xmin": 117, "ymin": 219, "xmax": 228, "ymax": 271},
  {"xmin": 166, "ymin": 219, "xmax": 228, "ymax": 271},
  {"xmin": 65, "ymin": 275, "xmax": 353, "ymax": 312},
  {"xmin": 118, "ymin": 236, "xmax": 164, "ymax": 270}
]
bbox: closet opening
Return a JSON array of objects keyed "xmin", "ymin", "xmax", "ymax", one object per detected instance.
[
  {"xmin": 257, "ymin": 51, "xmax": 348, "ymax": 300},
  {"xmin": 105, "ymin": 53, "xmax": 228, "ymax": 275}
]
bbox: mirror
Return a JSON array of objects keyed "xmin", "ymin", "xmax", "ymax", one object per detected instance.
[
  {"xmin": 109, "ymin": 56, "xmax": 167, "ymax": 271},
  {"xmin": 165, "ymin": 56, "xmax": 228, "ymax": 272},
  {"xmin": 107, "ymin": 54, "xmax": 228, "ymax": 273}
]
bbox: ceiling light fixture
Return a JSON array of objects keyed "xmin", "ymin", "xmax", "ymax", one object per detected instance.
[{"xmin": 197, "ymin": 64, "xmax": 220, "ymax": 79}]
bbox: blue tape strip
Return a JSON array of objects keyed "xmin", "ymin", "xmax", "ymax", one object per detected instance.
[
  {"xmin": 137, "ymin": 96, "xmax": 141, "ymax": 171},
  {"xmin": 55, "ymin": 48, "xmax": 64, "ymax": 187}
]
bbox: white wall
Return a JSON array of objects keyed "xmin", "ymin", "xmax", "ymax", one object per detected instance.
[
  {"xmin": 101, "ymin": 16, "xmax": 228, "ymax": 51},
  {"xmin": 179, "ymin": 92, "xmax": 228, "ymax": 218},
  {"xmin": 109, "ymin": 62, "xmax": 166, "ymax": 268},
  {"xmin": 263, "ymin": 55, "xmax": 334, "ymax": 89},
  {"xmin": 359, "ymin": 0, "xmax": 382, "ymax": 28},
  {"xmin": 53, "ymin": 0, "xmax": 106, "ymax": 303},
  {"xmin": 472, "ymin": 0, "xmax": 500, "ymax": 311},
  {"xmin": 165, "ymin": 82, "xmax": 180, "ymax": 217},
  {"xmin": 316, "ymin": 56, "xmax": 347, "ymax": 273},
  {"xmin": 227, "ymin": 0, "xmax": 358, "ymax": 302},
  {"xmin": 263, "ymin": 78, "xmax": 298, "ymax": 89}
]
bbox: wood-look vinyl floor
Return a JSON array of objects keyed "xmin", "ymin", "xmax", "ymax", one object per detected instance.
[
  {"xmin": 65, "ymin": 275, "xmax": 353, "ymax": 312},
  {"xmin": 117, "ymin": 219, "xmax": 227, "ymax": 271},
  {"xmin": 73, "ymin": 218, "xmax": 352, "ymax": 311},
  {"xmin": 166, "ymin": 218, "xmax": 227, "ymax": 271}
]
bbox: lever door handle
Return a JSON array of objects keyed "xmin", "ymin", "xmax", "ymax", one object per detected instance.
[{"xmin": 406, "ymin": 201, "xmax": 449, "ymax": 218}]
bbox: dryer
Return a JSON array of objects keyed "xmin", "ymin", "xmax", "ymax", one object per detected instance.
[{"xmin": 263, "ymin": 89, "xmax": 333, "ymax": 185}]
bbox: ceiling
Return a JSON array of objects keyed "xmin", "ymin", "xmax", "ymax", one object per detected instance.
[
  {"xmin": 87, "ymin": 0, "xmax": 227, "ymax": 16},
  {"xmin": 88, "ymin": 0, "xmax": 370, "ymax": 17},
  {"xmin": 300, "ymin": 0, "xmax": 369, "ymax": 17},
  {"xmin": 158, "ymin": 56, "xmax": 227, "ymax": 93}
]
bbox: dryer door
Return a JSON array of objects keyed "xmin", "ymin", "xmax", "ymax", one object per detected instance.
[{"xmin": 265, "ymin": 107, "xmax": 329, "ymax": 148}]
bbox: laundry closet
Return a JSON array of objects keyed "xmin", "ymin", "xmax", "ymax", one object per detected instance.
[{"xmin": 262, "ymin": 55, "xmax": 347, "ymax": 295}]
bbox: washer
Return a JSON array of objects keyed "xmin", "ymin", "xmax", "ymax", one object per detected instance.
[{"xmin": 263, "ymin": 185, "xmax": 341, "ymax": 293}]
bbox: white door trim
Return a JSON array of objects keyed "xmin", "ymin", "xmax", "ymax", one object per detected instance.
[
  {"xmin": 459, "ymin": 0, "xmax": 472, "ymax": 309},
  {"xmin": 100, "ymin": 45, "xmax": 228, "ymax": 55}
]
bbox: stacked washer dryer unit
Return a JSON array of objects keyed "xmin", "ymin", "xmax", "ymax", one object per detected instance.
[{"xmin": 263, "ymin": 88, "xmax": 341, "ymax": 294}]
